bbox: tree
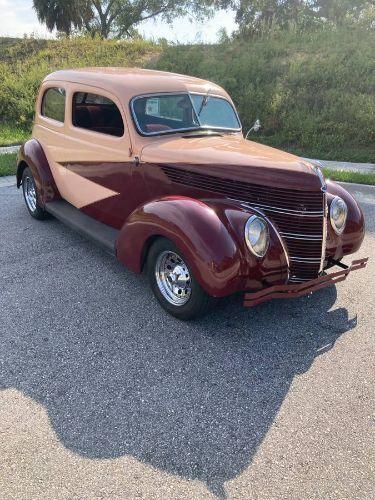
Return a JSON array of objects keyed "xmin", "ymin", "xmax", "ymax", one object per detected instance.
[
  {"xmin": 219, "ymin": 0, "xmax": 375, "ymax": 36},
  {"xmin": 314, "ymin": 0, "xmax": 374, "ymax": 25},
  {"xmin": 33, "ymin": 0, "xmax": 92, "ymax": 35},
  {"xmin": 33, "ymin": 0, "xmax": 215, "ymax": 39},
  {"xmin": 218, "ymin": 0, "xmax": 316, "ymax": 34}
]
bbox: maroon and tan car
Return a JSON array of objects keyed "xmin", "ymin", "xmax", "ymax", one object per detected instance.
[{"xmin": 17, "ymin": 68, "xmax": 368, "ymax": 319}]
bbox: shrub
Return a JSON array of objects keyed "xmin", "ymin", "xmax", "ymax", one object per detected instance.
[
  {"xmin": 0, "ymin": 36, "xmax": 160, "ymax": 127},
  {"xmin": 0, "ymin": 28, "xmax": 374, "ymax": 162},
  {"xmin": 154, "ymin": 28, "xmax": 375, "ymax": 161}
]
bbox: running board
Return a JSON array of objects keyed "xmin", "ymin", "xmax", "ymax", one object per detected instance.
[{"xmin": 45, "ymin": 200, "xmax": 119, "ymax": 255}]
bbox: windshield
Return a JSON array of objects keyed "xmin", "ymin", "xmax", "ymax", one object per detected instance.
[{"xmin": 131, "ymin": 93, "xmax": 241, "ymax": 135}]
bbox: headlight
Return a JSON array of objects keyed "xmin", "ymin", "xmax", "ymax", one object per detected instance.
[
  {"xmin": 330, "ymin": 196, "xmax": 347, "ymax": 235},
  {"xmin": 245, "ymin": 215, "xmax": 270, "ymax": 257}
]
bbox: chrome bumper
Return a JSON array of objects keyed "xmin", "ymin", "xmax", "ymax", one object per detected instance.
[{"xmin": 244, "ymin": 257, "xmax": 369, "ymax": 307}]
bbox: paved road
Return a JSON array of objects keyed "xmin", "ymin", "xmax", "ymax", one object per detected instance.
[{"xmin": 0, "ymin": 186, "xmax": 374, "ymax": 500}]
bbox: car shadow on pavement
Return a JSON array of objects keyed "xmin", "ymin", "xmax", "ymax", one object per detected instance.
[{"xmin": 0, "ymin": 238, "xmax": 357, "ymax": 499}]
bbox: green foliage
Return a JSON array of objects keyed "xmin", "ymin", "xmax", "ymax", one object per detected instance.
[
  {"xmin": 0, "ymin": 27, "xmax": 374, "ymax": 162},
  {"xmin": 0, "ymin": 124, "xmax": 30, "ymax": 146},
  {"xmin": 0, "ymin": 36, "xmax": 160, "ymax": 126},
  {"xmin": 33, "ymin": 0, "xmax": 215, "ymax": 39},
  {"xmin": 154, "ymin": 27, "xmax": 375, "ymax": 161},
  {"xmin": 33, "ymin": 0, "xmax": 91, "ymax": 35},
  {"xmin": 219, "ymin": 0, "xmax": 375, "ymax": 36},
  {"xmin": 0, "ymin": 153, "xmax": 17, "ymax": 176}
]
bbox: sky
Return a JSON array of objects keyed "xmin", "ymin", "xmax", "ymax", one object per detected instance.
[{"xmin": 0, "ymin": 0, "xmax": 237, "ymax": 43}]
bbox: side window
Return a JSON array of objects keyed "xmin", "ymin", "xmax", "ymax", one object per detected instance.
[
  {"xmin": 41, "ymin": 87, "xmax": 66, "ymax": 122},
  {"xmin": 72, "ymin": 92, "xmax": 124, "ymax": 137}
]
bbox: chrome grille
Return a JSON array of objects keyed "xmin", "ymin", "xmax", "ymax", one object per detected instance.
[
  {"xmin": 247, "ymin": 207, "xmax": 325, "ymax": 282},
  {"xmin": 161, "ymin": 165, "xmax": 325, "ymax": 281}
]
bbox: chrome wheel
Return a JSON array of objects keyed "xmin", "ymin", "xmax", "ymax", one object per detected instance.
[
  {"xmin": 155, "ymin": 251, "xmax": 192, "ymax": 306},
  {"xmin": 23, "ymin": 175, "xmax": 37, "ymax": 212}
]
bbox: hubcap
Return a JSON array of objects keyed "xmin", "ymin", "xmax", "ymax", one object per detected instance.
[
  {"xmin": 23, "ymin": 176, "xmax": 37, "ymax": 212},
  {"xmin": 155, "ymin": 251, "xmax": 192, "ymax": 306}
]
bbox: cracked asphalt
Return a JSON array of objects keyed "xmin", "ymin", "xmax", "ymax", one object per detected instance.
[{"xmin": 0, "ymin": 184, "xmax": 374, "ymax": 500}]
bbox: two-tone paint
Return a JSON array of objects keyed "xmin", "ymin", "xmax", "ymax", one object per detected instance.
[{"xmin": 17, "ymin": 68, "xmax": 367, "ymax": 302}]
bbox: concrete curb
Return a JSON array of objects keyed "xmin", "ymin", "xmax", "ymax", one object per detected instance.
[{"xmin": 0, "ymin": 145, "xmax": 21, "ymax": 154}]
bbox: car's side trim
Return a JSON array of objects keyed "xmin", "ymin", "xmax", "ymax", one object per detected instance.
[
  {"xmin": 58, "ymin": 161, "xmax": 125, "ymax": 167},
  {"xmin": 45, "ymin": 200, "xmax": 119, "ymax": 255}
]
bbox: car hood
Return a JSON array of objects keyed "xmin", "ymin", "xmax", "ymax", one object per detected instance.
[{"xmin": 140, "ymin": 134, "xmax": 323, "ymax": 192}]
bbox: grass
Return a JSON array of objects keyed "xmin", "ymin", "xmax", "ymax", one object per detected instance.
[
  {"xmin": 0, "ymin": 29, "xmax": 374, "ymax": 161},
  {"xmin": 253, "ymin": 138, "xmax": 375, "ymax": 164},
  {"xmin": 322, "ymin": 168, "xmax": 375, "ymax": 186},
  {"xmin": 0, "ymin": 124, "xmax": 30, "ymax": 146},
  {"xmin": 154, "ymin": 28, "xmax": 375, "ymax": 162},
  {"xmin": 0, "ymin": 153, "xmax": 17, "ymax": 176}
]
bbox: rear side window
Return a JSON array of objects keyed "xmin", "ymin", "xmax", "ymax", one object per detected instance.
[
  {"xmin": 72, "ymin": 92, "xmax": 124, "ymax": 137},
  {"xmin": 41, "ymin": 87, "xmax": 66, "ymax": 122}
]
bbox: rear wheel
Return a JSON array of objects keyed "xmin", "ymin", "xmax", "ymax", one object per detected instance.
[
  {"xmin": 147, "ymin": 238, "xmax": 215, "ymax": 320},
  {"xmin": 22, "ymin": 167, "xmax": 48, "ymax": 220}
]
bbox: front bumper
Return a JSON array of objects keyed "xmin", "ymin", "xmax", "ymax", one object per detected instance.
[{"xmin": 244, "ymin": 257, "xmax": 368, "ymax": 307}]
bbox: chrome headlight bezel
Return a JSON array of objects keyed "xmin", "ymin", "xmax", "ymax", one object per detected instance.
[
  {"xmin": 245, "ymin": 215, "xmax": 270, "ymax": 258},
  {"xmin": 330, "ymin": 196, "xmax": 348, "ymax": 235}
]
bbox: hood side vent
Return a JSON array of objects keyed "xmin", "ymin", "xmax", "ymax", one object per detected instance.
[{"xmin": 161, "ymin": 165, "xmax": 323, "ymax": 213}]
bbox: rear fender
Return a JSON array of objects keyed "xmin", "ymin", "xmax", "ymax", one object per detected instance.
[{"xmin": 17, "ymin": 139, "xmax": 61, "ymax": 205}]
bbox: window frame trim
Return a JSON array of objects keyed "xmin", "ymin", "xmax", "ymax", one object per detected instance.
[
  {"xmin": 40, "ymin": 86, "xmax": 67, "ymax": 124},
  {"xmin": 71, "ymin": 90, "xmax": 126, "ymax": 139}
]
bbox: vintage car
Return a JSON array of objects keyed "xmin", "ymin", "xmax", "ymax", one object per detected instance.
[{"xmin": 17, "ymin": 68, "xmax": 368, "ymax": 319}]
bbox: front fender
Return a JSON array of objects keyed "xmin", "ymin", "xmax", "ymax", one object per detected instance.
[
  {"xmin": 116, "ymin": 196, "xmax": 288, "ymax": 297},
  {"xmin": 325, "ymin": 180, "xmax": 365, "ymax": 260},
  {"xmin": 17, "ymin": 139, "xmax": 60, "ymax": 205}
]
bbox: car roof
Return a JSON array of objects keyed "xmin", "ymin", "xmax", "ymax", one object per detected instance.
[{"xmin": 43, "ymin": 67, "xmax": 230, "ymax": 101}]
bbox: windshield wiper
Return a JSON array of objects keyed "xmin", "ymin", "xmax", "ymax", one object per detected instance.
[{"xmin": 197, "ymin": 88, "xmax": 211, "ymax": 116}]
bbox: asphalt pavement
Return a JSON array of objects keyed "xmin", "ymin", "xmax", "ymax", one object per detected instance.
[{"xmin": 0, "ymin": 185, "xmax": 374, "ymax": 499}]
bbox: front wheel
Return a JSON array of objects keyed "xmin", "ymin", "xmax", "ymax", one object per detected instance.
[
  {"xmin": 146, "ymin": 238, "xmax": 215, "ymax": 320},
  {"xmin": 22, "ymin": 167, "xmax": 48, "ymax": 220}
]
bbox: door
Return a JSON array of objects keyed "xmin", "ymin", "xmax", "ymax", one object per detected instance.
[{"xmin": 61, "ymin": 84, "xmax": 136, "ymax": 229}]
